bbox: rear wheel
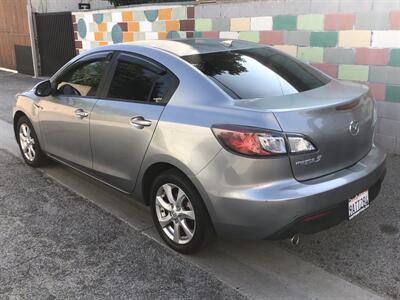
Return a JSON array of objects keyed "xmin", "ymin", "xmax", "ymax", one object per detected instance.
[
  {"xmin": 150, "ymin": 169, "xmax": 213, "ymax": 254},
  {"xmin": 16, "ymin": 116, "xmax": 48, "ymax": 167}
]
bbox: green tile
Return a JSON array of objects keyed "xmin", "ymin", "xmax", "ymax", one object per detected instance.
[
  {"xmin": 152, "ymin": 21, "xmax": 166, "ymax": 32},
  {"xmin": 195, "ymin": 19, "xmax": 212, "ymax": 31},
  {"xmin": 238, "ymin": 31, "xmax": 260, "ymax": 43},
  {"xmin": 194, "ymin": 31, "xmax": 202, "ymax": 38},
  {"xmin": 89, "ymin": 23, "xmax": 98, "ymax": 32},
  {"xmin": 91, "ymin": 41, "xmax": 100, "ymax": 48},
  {"xmin": 297, "ymin": 14, "xmax": 324, "ymax": 31},
  {"xmin": 273, "ymin": 15, "xmax": 297, "ymax": 31},
  {"xmin": 385, "ymin": 85, "xmax": 400, "ymax": 102},
  {"xmin": 389, "ymin": 49, "xmax": 400, "ymax": 67},
  {"xmin": 310, "ymin": 32, "xmax": 338, "ymax": 47},
  {"xmin": 297, "ymin": 47, "xmax": 323, "ymax": 63},
  {"xmin": 134, "ymin": 10, "xmax": 145, "ymax": 21},
  {"xmin": 134, "ymin": 32, "xmax": 145, "ymax": 41},
  {"xmin": 338, "ymin": 65, "xmax": 369, "ymax": 81},
  {"xmin": 103, "ymin": 13, "xmax": 112, "ymax": 22}
]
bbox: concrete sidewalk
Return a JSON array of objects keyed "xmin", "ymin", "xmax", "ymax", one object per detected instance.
[{"xmin": 0, "ymin": 117, "xmax": 387, "ymax": 299}]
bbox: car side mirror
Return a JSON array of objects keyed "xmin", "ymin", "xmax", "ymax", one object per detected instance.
[{"xmin": 35, "ymin": 80, "xmax": 53, "ymax": 97}]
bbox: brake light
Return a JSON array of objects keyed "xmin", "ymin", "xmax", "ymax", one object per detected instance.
[{"xmin": 211, "ymin": 125, "xmax": 287, "ymax": 156}]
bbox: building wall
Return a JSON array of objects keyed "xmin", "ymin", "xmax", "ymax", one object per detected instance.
[
  {"xmin": 30, "ymin": 0, "xmax": 111, "ymax": 13},
  {"xmin": 0, "ymin": 0, "xmax": 31, "ymax": 70},
  {"xmin": 72, "ymin": 0, "xmax": 400, "ymax": 154}
]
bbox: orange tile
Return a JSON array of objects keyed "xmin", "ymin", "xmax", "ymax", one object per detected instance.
[
  {"xmin": 158, "ymin": 32, "xmax": 167, "ymax": 39},
  {"xmin": 158, "ymin": 8, "xmax": 171, "ymax": 21},
  {"xmin": 123, "ymin": 32, "xmax": 134, "ymax": 42},
  {"xmin": 94, "ymin": 32, "xmax": 103, "ymax": 41},
  {"xmin": 99, "ymin": 41, "xmax": 108, "ymax": 46},
  {"xmin": 166, "ymin": 20, "xmax": 180, "ymax": 32},
  {"xmin": 98, "ymin": 23, "xmax": 107, "ymax": 32},
  {"xmin": 122, "ymin": 11, "xmax": 133, "ymax": 22},
  {"xmin": 128, "ymin": 21, "xmax": 139, "ymax": 32}
]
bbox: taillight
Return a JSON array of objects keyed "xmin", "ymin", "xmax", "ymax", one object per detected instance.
[
  {"xmin": 211, "ymin": 125, "xmax": 287, "ymax": 157},
  {"xmin": 287, "ymin": 136, "xmax": 316, "ymax": 153}
]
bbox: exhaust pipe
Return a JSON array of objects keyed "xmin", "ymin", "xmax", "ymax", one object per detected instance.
[{"xmin": 289, "ymin": 234, "xmax": 300, "ymax": 245}]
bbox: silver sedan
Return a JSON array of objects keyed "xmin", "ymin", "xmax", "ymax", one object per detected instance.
[{"xmin": 13, "ymin": 39, "xmax": 386, "ymax": 253}]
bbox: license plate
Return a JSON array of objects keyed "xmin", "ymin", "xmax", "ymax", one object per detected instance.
[{"xmin": 348, "ymin": 190, "xmax": 369, "ymax": 220}]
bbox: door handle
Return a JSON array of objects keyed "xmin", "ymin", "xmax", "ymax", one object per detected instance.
[
  {"xmin": 130, "ymin": 116, "xmax": 152, "ymax": 129},
  {"xmin": 74, "ymin": 108, "xmax": 89, "ymax": 119}
]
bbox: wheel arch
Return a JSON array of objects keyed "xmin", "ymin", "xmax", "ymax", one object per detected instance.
[
  {"xmin": 137, "ymin": 160, "xmax": 218, "ymax": 226},
  {"xmin": 13, "ymin": 110, "xmax": 28, "ymax": 139}
]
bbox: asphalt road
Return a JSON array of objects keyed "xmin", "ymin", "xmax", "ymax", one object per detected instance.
[
  {"xmin": 1, "ymin": 70, "xmax": 399, "ymax": 299},
  {"xmin": 0, "ymin": 149, "xmax": 244, "ymax": 299}
]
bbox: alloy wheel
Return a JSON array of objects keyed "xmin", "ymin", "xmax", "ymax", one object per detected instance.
[
  {"xmin": 19, "ymin": 123, "xmax": 36, "ymax": 162},
  {"xmin": 155, "ymin": 183, "xmax": 196, "ymax": 245}
]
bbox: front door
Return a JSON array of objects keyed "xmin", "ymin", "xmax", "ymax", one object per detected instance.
[
  {"xmin": 38, "ymin": 53, "xmax": 110, "ymax": 168},
  {"xmin": 90, "ymin": 53, "xmax": 178, "ymax": 192}
]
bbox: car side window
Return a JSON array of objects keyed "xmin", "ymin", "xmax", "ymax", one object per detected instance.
[
  {"xmin": 107, "ymin": 59, "xmax": 177, "ymax": 104},
  {"xmin": 56, "ymin": 59, "xmax": 108, "ymax": 97}
]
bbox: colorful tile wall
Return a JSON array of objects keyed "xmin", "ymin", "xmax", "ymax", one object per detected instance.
[
  {"xmin": 73, "ymin": 5, "xmax": 195, "ymax": 51},
  {"xmin": 73, "ymin": 6, "xmax": 400, "ymax": 102}
]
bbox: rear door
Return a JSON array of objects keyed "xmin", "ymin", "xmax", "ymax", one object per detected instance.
[
  {"xmin": 38, "ymin": 52, "xmax": 110, "ymax": 168},
  {"xmin": 90, "ymin": 53, "xmax": 178, "ymax": 192}
]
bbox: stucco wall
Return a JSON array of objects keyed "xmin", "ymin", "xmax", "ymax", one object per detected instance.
[
  {"xmin": 30, "ymin": 0, "xmax": 111, "ymax": 13},
  {"xmin": 72, "ymin": 0, "xmax": 400, "ymax": 153}
]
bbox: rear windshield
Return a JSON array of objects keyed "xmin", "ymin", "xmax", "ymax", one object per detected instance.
[{"xmin": 182, "ymin": 47, "xmax": 330, "ymax": 99}]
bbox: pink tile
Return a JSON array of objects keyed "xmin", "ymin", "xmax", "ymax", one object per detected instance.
[
  {"xmin": 260, "ymin": 31, "xmax": 283, "ymax": 45},
  {"xmin": 368, "ymin": 83, "xmax": 386, "ymax": 100},
  {"xmin": 355, "ymin": 48, "xmax": 389, "ymax": 65},
  {"xmin": 201, "ymin": 31, "xmax": 219, "ymax": 38},
  {"xmin": 390, "ymin": 11, "xmax": 400, "ymax": 29},
  {"xmin": 324, "ymin": 13, "xmax": 355, "ymax": 30},
  {"xmin": 312, "ymin": 63, "xmax": 338, "ymax": 78}
]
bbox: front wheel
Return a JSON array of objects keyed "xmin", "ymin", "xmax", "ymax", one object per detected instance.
[
  {"xmin": 16, "ymin": 116, "xmax": 48, "ymax": 167},
  {"xmin": 150, "ymin": 170, "xmax": 214, "ymax": 254}
]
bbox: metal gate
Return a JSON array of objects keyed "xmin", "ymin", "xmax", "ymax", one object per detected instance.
[{"xmin": 35, "ymin": 12, "xmax": 76, "ymax": 76}]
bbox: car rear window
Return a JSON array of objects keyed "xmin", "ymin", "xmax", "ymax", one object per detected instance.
[{"xmin": 182, "ymin": 47, "xmax": 330, "ymax": 99}]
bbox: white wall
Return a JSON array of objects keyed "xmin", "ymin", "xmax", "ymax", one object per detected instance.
[{"xmin": 29, "ymin": 0, "xmax": 112, "ymax": 13}]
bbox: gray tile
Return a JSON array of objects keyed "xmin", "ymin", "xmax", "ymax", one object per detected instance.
[
  {"xmin": 355, "ymin": 12, "xmax": 389, "ymax": 30},
  {"xmin": 212, "ymin": 17, "xmax": 230, "ymax": 31},
  {"xmin": 372, "ymin": 0, "xmax": 400, "ymax": 11},
  {"xmin": 376, "ymin": 117, "xmax": 400, "ymax": 138},
  {"xmin": 284, "ymin": 31, "xmax": 310, "ymax": 46},
  {"xmin": 310, "ymin": 0, "xmax": 340, "ymax": 13},
  {"xmin": 376, "ymin": 101, "xmax": 400, "ymax": 121},
  {"xmin": 324, "ymin": 48, "xmax": 355, "ymax": 64},
  {"xmin": 339, "ymin": 0, "xmax": 373, "ymax": 12},
  {"xmin": 370, "ymin": 66, "xmax": 400, "ymax": 85},
  {"xmin": 195, "ymin": 3, "xmax": 222, "ymax": 18}
]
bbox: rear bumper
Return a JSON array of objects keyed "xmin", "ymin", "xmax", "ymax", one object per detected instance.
[{"xmin": 198, "ymin": 145, "xmax": 386, "ymax": 240}]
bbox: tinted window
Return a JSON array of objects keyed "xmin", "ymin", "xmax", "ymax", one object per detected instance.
[
  {"xmin": 57, "ymin": 59, "xmax": 108, "ymax": 97},
  {"xmin": 182, "ymin": 47, "xmax": 330, "ymax": 99},
  {"xmin": 107, "ymin": 61, "xmax": 156, "ymax": 102},
  {"xmin": 150, "ymin": 73, "xmax": 176, "ymax": 104}
]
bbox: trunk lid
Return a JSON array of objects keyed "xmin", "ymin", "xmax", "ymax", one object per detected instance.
[{"xmin": 234, "ymin": 80, "xmax": 375, "ymax": 181}]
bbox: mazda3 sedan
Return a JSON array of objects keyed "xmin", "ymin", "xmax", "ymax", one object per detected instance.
[{"xmin": 13, "ymin": 39, "xmax": 386, "ymax": 253}]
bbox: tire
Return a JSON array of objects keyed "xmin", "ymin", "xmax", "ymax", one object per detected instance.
[
  {"xmin": 16, "ymin": 116, "xmax": 48, "ymax": 167},
  {"xmin": 150, "ymin": 169, "xmax": 214, "ymax": 254}
]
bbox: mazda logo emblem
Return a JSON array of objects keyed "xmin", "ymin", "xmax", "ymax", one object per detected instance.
[{"xmin": 349, "ymin": 121, "xmax": 360, "ymax": 136}]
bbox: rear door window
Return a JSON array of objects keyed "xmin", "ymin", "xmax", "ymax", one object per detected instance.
[
  {"xmin": 182, "ymin": 47, "xmax": 330, "ymax": 99},
  {"xmin": 106, "ymin": 57, "xmax": 178, "ymax": 104}
]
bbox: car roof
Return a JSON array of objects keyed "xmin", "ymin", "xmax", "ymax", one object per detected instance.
[{"xmin": 120, "ymin": 38, "xmax": 265, "ymax": 57}]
